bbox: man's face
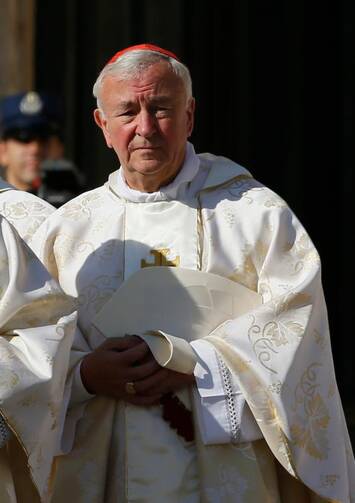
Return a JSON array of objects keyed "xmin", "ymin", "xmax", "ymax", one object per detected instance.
[
  {"xmin": 0, "ymin": 136, "xmax": 49, "ymax": 188},
  {"xmin": 94, "ymin": 62, "xmax": 195, "ymax": 191}
]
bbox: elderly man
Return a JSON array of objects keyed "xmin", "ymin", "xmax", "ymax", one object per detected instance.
[{"xmin": 33, "ymin": 44, "xmax": 354, "ymax": 502}]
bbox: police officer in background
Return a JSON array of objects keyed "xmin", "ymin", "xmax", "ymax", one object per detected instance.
[
  {"xmin": 0, "ymin": 91, "xmax": 85, "ymax": 206},
  {"xmin": 0, "ymin": 91, "xmax": 56, "ymax": 191}
]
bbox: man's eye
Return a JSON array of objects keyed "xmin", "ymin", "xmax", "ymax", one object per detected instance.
[
  {"xmin": 155, "ymin": 108, "xmax": 170, "ymax": 116},
  {"xmin": 119, "ymin": 110, "xmax": 135, "ymax": 117}
]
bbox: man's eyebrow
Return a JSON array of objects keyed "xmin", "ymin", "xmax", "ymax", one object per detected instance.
[
  {"xmin": 115, "ymin": 100, "xmax": 135, "ymax": 110},
  {"xmin": 147, "ymin": 95, "xmax": 174, "ymax": 105},
  {"xmin": 116, "ymin": 96, "xmax": 174, "ymax": 109}
]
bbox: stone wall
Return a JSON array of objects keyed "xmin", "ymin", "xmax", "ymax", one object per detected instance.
[{"xmin": 0, "ymin": 0, "xmax": 35, "ymax": 97}]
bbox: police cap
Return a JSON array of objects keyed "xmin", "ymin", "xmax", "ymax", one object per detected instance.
[{"xmin": 0, "ymin": 91, "xmax": 62, "ymax": 141}]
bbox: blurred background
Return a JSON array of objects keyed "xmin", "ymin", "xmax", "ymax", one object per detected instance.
[{"xmin": 0, "ymin": 0, "xmax": 354, "ymax": 441}]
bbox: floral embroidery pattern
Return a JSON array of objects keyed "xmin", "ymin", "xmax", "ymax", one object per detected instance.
[
  {"xmin": 247, "ymin": 292, "xmax": 308, "ymax": 373},
  {"xmin": 54, "ymin": 234, "xmax": 95, "ymax": 270},
  {"xmin": 247, "ymin": 316, "xmax": 279, "ymax": 374},
  {"xmin": 320, "ymin": 474, "xmax": 340, "ymax": 488},
  {"xmin": 0, "ymin": 370, "xmax": 19, "ymax": 392},
  {"xmin": 229, "ymin": 239, "xmax": 269, "ymax": 292},
  {"xmin": 78, "ymin": 275, "xmax": 121, "ymax": 314},
  {"xmin": 264, "ymin": 197, "xmax": 287, "ymax": 208},
  {"xmin": 0, "ymin": 200, "xmax": 52, "ymax": 241},
  {"xmin": 226, "ymin": 177, "xmax": 263, "ymax": 205},
  {"xmin": 60, "ymin": 193, "xmax": 103, "ymax": 220},
  {"xmin": 221, "ymin": 206, "xmax": 236, "ymax": 227},
  {"xmin": 268, "ymin": 381, "xmax": 282, "ymax": 394},
  {"xmin": 291, "ymin": 363, "xmax": 330, "ymax": 460},
  {"xmin": 229, "ymin": 255, "xmax": 258, "ymax": 291},
  {"xmin": 291, "ymin": 233, "xmax": 320, "ymax": 274},
  {"xmin": 313, "ymin": 329, "xmax": 326, "ymax": 350},
  {"xmin": 205, "ymin": 464, "xmax": 248, "ymax": 501}
]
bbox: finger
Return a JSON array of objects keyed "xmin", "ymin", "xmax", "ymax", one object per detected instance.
[
  {"xmin": 133, "ymin": 369, "xmax": 168, "ymax": 394},
  {"xmin": 127, "ymin": 359, "xmax": 161, "ymax": 380},
  {"xmin": 121, "ymin": 342, "xmax": 150, "ymax": 364},
  {"xmin": 98, "ymin": 336, "xmax": 142, "ymax": 352},
  {"xmin": 126, "ymin": 334, "xmax": 144, "ymax": 342}
]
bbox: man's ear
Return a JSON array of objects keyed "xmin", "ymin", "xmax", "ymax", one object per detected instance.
[
  {"xmin": 93, "ymin": 109, "xmax": 112, "ymax": 149},
  {"xmin": 186, "ymin": 98, "xmax": 195, "ymax": 138}
]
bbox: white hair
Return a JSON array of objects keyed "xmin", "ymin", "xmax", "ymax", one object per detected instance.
[{"xmin": 93, "ymin": 49, "xmax": 193, "ymax": 110}]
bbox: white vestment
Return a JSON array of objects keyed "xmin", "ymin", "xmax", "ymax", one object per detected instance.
[
  {"xmin": 0, "ymin": 178, "xmax": 54, "ymax": 243},
  {"xmin": 33, "ymin": 143, "xmax": 355, "ymax": 502},
  {"xmin": 0, "ymin": 214, "xmax": 77, "ymax": 502}
]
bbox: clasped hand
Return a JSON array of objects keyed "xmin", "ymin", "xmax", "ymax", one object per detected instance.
[{"xmin": 80, "ymin": 335, "xmax": 195, "ymax": 406}]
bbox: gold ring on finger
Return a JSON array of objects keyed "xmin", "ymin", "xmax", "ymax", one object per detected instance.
[{"xmin": 125, "ymin": 381, "xmax": 136, "ymax": 395}]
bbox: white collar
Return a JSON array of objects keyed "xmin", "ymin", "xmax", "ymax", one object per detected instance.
[{"xmin": 114, "ymin": 142, "xmax": 200, "ymax": 203}]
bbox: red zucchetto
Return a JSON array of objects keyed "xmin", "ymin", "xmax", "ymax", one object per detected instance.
[{"xmin": 107, "ymin": 43, "xmax": 180, "ymax": 66}]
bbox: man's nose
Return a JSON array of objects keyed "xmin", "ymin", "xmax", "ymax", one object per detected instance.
[
  {"xmin": 135, "ymin": 110, "xmax": 157, "ymax": 138},
  {"xmin": 27, "ymin": 140, "xmax": 43, "ymax": 154}
]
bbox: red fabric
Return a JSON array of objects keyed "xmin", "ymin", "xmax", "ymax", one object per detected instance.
[
  {"xmin": 32, "ymin": 176, "xmax": 41, "ymax": 190},
  {"xmin": 107, "ymin": 43, "xmax": 180, "ymax": 66},
  {"xmin": 160, "ymin": 393, "xmax": 195, "ymax": 442}
]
